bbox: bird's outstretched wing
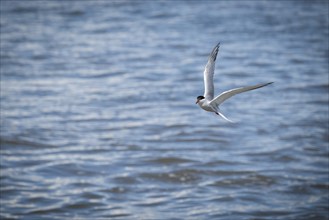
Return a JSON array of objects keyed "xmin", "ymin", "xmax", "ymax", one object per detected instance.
[
  {"xmin": 210, "ymin": 82, "xmax": 273, "ymax": 107},
  {"xmin": 203, "ymin": 42, "xmax": 220, "ymax": 101}
]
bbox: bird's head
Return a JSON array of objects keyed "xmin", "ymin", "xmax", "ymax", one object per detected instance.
[{"xmin": 195, "ymin": 96, "xmax": 205, "ymax": 104}]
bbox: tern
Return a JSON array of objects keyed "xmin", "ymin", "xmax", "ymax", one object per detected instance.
[{"xmin": 195, "ymin": 42, "xmax": 273, "ymax": 122}]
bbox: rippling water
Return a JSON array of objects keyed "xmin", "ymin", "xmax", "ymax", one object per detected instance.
[{"xmin": 1, "ymin": 1, "xmax": 328, "ymax": 219}]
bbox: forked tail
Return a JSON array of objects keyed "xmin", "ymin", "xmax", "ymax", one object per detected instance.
[{"xmin": 216, "ymin": 111, "xmax": 235, "ymax": 123}]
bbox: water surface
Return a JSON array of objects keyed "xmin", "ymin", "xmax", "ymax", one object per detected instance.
[{"xmin": 1, "ymin": 1, "xmax": 328, "ymax": 219}]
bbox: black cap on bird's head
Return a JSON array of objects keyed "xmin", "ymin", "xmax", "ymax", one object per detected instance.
[{"xmin": 195, "ymin": 96, "xmax": 205, "ymax": 104}]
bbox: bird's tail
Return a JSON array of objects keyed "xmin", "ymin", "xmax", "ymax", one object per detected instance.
[{"xmin": 216, "ymin": 111, "xmax": 235, "ymax": 123}]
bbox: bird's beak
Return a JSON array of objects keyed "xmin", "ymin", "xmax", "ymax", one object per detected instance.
[{"xmin": 195, "ymin": 100, "xmax": 199, "ymax": 104}]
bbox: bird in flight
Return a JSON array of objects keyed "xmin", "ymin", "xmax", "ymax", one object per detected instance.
[{"xmin": 195, "ymin": 42, "xmax": 273, "ymax": 122}]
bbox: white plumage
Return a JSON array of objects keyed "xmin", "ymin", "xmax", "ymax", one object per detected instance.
[{"xmin": 196, "ymin": 42, "xmax": 273, "ymax": 122}]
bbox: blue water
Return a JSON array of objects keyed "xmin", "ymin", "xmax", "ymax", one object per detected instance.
[{"xmin": 1, "ymin": 1, "xmax": 328, "ymax": 219}]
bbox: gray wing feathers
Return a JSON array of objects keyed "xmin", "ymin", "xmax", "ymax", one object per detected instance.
[
  {"xmin": 203, "ymin": 42, "xmax": 220, "ymax": 100},
  {"xmin": 210, "ymin": 82, "xmax": 273, "ymax": 106}
]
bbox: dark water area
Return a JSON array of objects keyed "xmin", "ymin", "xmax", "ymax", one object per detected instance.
[{"xmin": 1, "ymin": 1, "xmax": 328, "ymax": 219}]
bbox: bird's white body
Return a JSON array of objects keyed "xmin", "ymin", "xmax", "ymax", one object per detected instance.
[
  {"xmin": 196, "ymin": 42, "xmax": 273, "ymax": 122},
  {"xmin": 197, "ymin": 99, "xmax": 213, "ymax": 112}
]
